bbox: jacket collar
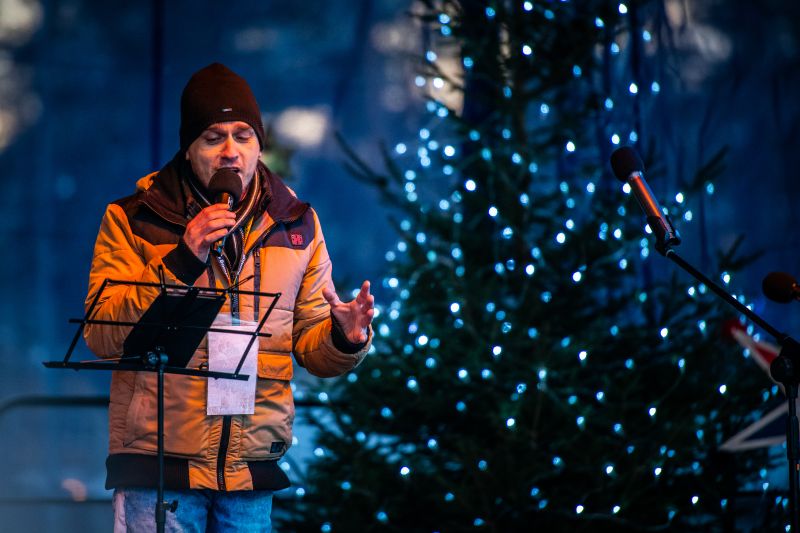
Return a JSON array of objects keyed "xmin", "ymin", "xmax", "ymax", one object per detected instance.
[
  {"xmin": 261, "ymin": 165, "xmax": 309, "ymax": 223},
  {"xmin": 138, "ymin": 153, "xmax": 189, "ymax": 226}
]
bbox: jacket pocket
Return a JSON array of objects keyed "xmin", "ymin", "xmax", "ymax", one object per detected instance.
[
  {"xmin": 122, "ymin": 372, "xmax": 212, "ymax": 459},
  {"xmin": 257, "ymin": 352, "xmax": 294, "ymax": 380},
  {"xmin": 239, "ymin": 377, "xmax": 295, "ymax": 460}
]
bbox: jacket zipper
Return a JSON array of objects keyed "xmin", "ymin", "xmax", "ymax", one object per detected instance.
[
  {"xmin": 213, "ymin": 215, "xmax": 305, "ymax": 491},
  {"xmin": 214, "ymin": 249, "xmax": 241, "ymax": 492},
  {"xmin": 217, "ymin": 415, "xmax": 232, "ymax": 490}
]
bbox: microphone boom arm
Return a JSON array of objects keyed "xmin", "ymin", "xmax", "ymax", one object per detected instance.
[{"xmin": 660, "ymin": 246, "xmax": 800, "ymax": 531}]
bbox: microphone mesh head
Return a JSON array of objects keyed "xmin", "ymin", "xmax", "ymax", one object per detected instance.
[
  {"xmin": 610, "ymin": 146, "xmax": 645, "ymax": 183},
  {"xmin": 207, "ymin": 168, "xmax": 243, "ymax": 200},
  {"xmin": 762, "ymin": 271, "xmax": 797, "ymax": 303}
]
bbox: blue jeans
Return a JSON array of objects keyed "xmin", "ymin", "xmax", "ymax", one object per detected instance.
[{"xmin": 113, "ymin": 488, "xmax": 273, "ymax": 532}]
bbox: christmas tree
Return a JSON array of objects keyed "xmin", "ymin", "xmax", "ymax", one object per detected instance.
[{"xmin": 281, "ymin": 1, "xmax": 780, "ymax": 530}]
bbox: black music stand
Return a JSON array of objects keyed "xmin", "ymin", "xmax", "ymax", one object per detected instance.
[{"xmin": 44, "ymin": 270, "xmax": 281, "ymax": 533}]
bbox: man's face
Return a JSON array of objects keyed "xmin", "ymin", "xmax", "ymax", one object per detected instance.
[{"xmin": 185, "ymin": 121, "xmax": 261, "ymax": 198}]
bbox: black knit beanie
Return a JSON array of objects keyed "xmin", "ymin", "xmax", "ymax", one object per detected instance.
[{"xmin": 179, "ymin": 63, "xmax": 265, "ymax": 152}]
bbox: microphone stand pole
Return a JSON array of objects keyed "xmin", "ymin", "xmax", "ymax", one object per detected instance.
[{"xmin": 658, "ymin": 243, "xmax": 800, "ymax": 531}]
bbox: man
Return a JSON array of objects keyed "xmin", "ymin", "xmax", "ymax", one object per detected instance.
[{"xmin": 83, "ymin": 63, "xmax": 373, "ymax": 532}]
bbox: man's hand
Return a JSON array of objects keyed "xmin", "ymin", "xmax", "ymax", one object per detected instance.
[
  {"xmin": 183, "ymin": 204, "xmax": 237, "ymax": 262},
  {"xmin": 323, "ymin": 281, "xmax": 374, "ymax": 344}
]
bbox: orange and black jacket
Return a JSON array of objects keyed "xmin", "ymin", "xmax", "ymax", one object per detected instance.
[{"xmin": 84, "ymin": 158, "xmax": 371, "ymax": 491}]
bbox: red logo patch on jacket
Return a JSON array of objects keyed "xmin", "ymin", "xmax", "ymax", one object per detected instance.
[{"xmin": 290, "ymin": 233, "xmax": 304, "ymax": 246}]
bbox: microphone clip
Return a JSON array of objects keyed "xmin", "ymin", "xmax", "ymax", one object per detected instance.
[{"xmin": 649, "ymin": 214, "xmax": 682, "ymax": 256}]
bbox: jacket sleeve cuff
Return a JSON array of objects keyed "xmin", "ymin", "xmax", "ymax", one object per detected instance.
[
  {"xmin": 330, "ymin": 311, "xmax": 367, "ymax": 354},
  {"xmin": 162, "ymin": 239, "xmax": 207, "ymax": 285}
]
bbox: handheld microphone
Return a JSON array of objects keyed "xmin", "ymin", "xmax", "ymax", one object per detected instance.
[
  {"xmin": 762, "ymin": 272, "xmax": 800, "ymax": 303},
  {"xmin": 207, "ymin": 169, "xmax": 242, "ymax": 254},
  {"xmin": 610, "ymin": 146, "xmax": 681, "ymax": 254}
]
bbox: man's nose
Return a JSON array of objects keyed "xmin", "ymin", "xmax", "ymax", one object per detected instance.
[{"xmin": 220, "ymin": 136, "xmax": 238, "ymax": 159}]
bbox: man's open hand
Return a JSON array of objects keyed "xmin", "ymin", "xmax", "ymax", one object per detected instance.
[{"xmin": 323, "ymin": 281, "xmax": 374, "ymax": 344}]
